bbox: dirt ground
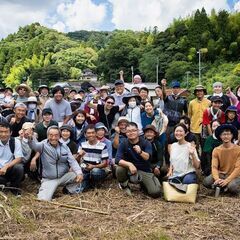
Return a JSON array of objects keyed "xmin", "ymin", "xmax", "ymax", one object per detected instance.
[{"xmin": 0, "ymin": 178, "xmax": 239, "ymax": 240}]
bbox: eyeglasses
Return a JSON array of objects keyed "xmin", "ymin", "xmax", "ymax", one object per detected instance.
[{"xmin": 106, "ymin": 102, "xmax": 114, "ymax": 105}]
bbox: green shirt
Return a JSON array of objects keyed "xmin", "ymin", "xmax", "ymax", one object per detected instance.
[{"xmin": 35, "ymin": 120, "xmax": 58, "ymax": 142}]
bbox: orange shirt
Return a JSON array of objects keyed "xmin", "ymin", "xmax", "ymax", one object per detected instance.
[{"xmin": 212, "ymin": 145, "xmax": 240, "ymax": 183}]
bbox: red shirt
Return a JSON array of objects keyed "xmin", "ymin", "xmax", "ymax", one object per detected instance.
[{"xmin": 202, "ymin": 108, "xmax": 225, "ymax": 125}]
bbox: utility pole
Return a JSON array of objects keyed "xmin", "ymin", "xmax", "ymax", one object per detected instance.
[
  {"xmin": 156, "ymin": 57, "xmax": 159, "ymax": 84},
  {"xmin": 131, "ymin": 66, "xmax": 134, "ymax": 83}
]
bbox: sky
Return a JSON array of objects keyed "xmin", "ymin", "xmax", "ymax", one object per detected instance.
[{"xmin": 0, "ymin": 0, "xmax": 239, "ymax": 39}]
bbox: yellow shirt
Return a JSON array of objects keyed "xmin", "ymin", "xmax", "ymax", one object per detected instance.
[{"xmin": 188, "ymin": 98, "xmax": 211, "ymax": 134}]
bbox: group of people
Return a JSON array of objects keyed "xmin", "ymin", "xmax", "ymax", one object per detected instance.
[{"xmin": 0, "ymin": 74, "xmax": 239, "ymax": 201}]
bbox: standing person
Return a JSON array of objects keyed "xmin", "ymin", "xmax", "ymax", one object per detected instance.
[
  {"xmin": 112, "ymin": 79, "xmax": 128, "ymax": 106},
  {"xmin": 38, "ymin": 85, "xmax": 50, "ymax": 111},
  {"xmin": 6, "ymin": 103, "xmax": 31, "ymax": 137},
  {"xmin": 26, "ymin": 96, "xmax": 41, "ymax": 123},
  {"xmin": 188, "ymin": 85, "xmax": 211, "ymax": 150},
  {"xmin": 25, "ymin": 125, "xmax": 83, "ymax": 201},
  {"xmin": 226, "ymin": 85, "xmax": 240, "ymax": 122},
  {"xmin": 0, "ymin": 122, "xmax": 24, "ymax": 196},
  {"xmin": 202, "ymin": 96, "xmax": 225, "ymax": 138},
  {"xmin": 44, "ymin": 86, "xmax": 72, "ymax": 125},
  {"xmin": 153, "ymin": 85, "xmax": 164, "ymax": 111},
  {"xmin": 161, "ymin": 79, "xmax": 188, "ymax": 134},
  {"xmin": 122, "ymin": 94, "xmax": 143, "ymax": 133},
  {"xmin": 167, "ymin": 124, "xmax": 200, "ymax": 184},
  {"xmin": 14, "ymin": 84, "xmax": 31, "ymax": 103},
  {"xmin": 203, "ymin": 124, "xmax": 240, "ymax": 195},
  {"xmin": 77, "ymin": 125, "xmax": 108, "ymax": 191},
  {"xmin": 208, "ymin": 82, "xmax": 230, "ymax": 112},
  {"xmin": 115, "ymin": 122, "xmax": 161, "ymax": 198},
  {"xmin": 88, "ymin": 96, "xmax": 124, "ymax": 134},
  {"xmin": 35, "ymin": 108, "xmax": 58, "ymax": 142}
]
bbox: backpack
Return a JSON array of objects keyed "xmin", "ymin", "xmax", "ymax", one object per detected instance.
[{"xmin": 9, "ymin": 137, "xmax": 15, "ymax": 157}]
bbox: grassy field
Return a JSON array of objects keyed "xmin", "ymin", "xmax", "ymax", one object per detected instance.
[{"xmin": 0, "ymin": 178, "xmax": 239, "ymax": 240}]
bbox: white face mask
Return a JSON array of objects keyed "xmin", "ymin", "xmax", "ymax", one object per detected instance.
[
  {"xmin": 0, "ymin": 94, "xmax": 4, "ymax": 98},
  {"xmin": 28, "ymin": 103, "xmax": 37, "ymax": 109},
  {"xmin": 128, "ymin": 101, "xmax": 137, "ymax": 109}
]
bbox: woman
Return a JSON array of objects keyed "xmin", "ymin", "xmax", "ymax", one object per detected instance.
[
  {"xmin": 122, "ymin": 94, "xmax": 143, "ymax": 133},
  {"xmin": 71, "ymin": 110, "xmax": 88, "ymax": 146},
  {"xmin": 60, "ymin": 124, "xmax": 78, "ymax": 157},
  {"xmin": 153, "ymin": 86, "xmax": 164, "ymax": 111},
  {"xmin": 88, "ymin": 96, "xmax": 124, "ymax": 134},
  {"xmin": 167, "ymin": 123, "xmax": 200, "ymax": 184}
]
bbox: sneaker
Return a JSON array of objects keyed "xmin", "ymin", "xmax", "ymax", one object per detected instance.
[{"xmin": 119, "ymin": 183, "xmax": 132, "ymax": 196}]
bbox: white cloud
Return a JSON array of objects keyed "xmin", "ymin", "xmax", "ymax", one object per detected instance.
[
  {"xmin": 109, "ymin": 0, "xmax": 230, "ymax": 31},
  {"xmin": 53, "ymin": 0, "xmax": 107, "ymax": 32},
  {"xmin": 0, "ymin": 2, "xmax": 48, "ymax": 38},
  {"xmin": 234, "ymin": 1, "xmax": 240, "ymax": 11},
  {"xmin": 52, "ymin": 21, "xmax": 66, "ymax": 32}
]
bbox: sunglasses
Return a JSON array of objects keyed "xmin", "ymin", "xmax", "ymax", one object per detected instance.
[{"xmin": 106, "ymin": 101, "xmax": 114, "ymax": 105}]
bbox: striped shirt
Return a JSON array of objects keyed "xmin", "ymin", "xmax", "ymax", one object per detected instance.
[{"xmin": 78, "ymin": 141, "xmax": 108, "ymax": 165}]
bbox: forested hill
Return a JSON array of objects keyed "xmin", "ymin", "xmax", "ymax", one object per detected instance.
[{"xmin": 1, "ymin": 8, "xmax": 240, "ymax": 92}]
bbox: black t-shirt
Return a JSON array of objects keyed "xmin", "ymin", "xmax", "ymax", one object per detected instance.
[
  {"xmin": 6, "ymin": 114, "xmax": 31, "ymax": 137},
  {"xmin": 97, "ymin": 104, "xmax": 119, "ymax": 130}
]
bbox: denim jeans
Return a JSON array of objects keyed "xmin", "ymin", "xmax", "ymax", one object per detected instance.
[
  {"xmin": 80, "ymin": 168, "xmax": 107, "ymax": 191},
  {"xmin": 171, "ymin": 172, "xmax": 197, "ymax": 184}
]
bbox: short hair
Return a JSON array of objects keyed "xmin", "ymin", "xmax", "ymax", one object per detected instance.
[
  {"xmin": 73, "ymin": 109, "xmax": 86, "ymax": 121},
  {"xmin": 210, "ymin": 119, "xmax": 221, "ymax": 128},
  {"xmin": 0, "ymin": 121, "xmax": 11, "ymax": 131},
  {"xmin": 131, "ymin": 86, "xmax": 140, "ymax": 93},
  {"xmin": 174, "ymin": 123, "xmax": 188, "ymax": 133},
  {"xmin": 179, "ymin": 115, "xmax": 191, "ymax": 126},
  {"xmin": 140, "ymin": 87, "xmax": 149, "ymax": 94},
  {"xmin": 126, "ymin": 122, "xmax": 138, "ymax": 129},
  {"xmin": 84, "ymin": 124, "xmax": 96, "ymax": 133},
  {"xmin": 155, "ymin": 85, "xmax": 162, "ymax": 90},
  {"xmin": 105, "ymin": 96, "xmax": 115, "ymax": 103},
  {"xmin": 47, "ymin": 125, "xmax": 60, "ymax": 135},
  {"xmin": 52, "ymin": 86, "xmax": 65, "ymax": 96}
]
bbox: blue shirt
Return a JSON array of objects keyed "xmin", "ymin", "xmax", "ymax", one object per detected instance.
[{"xmin": 141, "ymin": 110, "xmax": 158, "ymax": 129}]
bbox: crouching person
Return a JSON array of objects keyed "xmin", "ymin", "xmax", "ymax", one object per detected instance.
[
  {"xmin": 77, "ymin": 124, "xmax": 108, "ymax": 191},
  {"xmin": 0, "ymin": 122, "xmax": 24, "ymax": 196},
  {"xmin": 115, "ymin": 122, "xmax": 161, "ymax": 198},
  {"xmin": 24, "ymin": 125, "xmax": 83, "ymax": 201},
  {"xmin": 203, "ymin": 124, "xmax": 240, "ymax": 195}
]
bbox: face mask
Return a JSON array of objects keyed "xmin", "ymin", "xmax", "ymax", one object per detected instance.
[
  {"xmin": 0, "ymin": 94, "xmax": 4, "ymax": 98},
  {"xmin": 28, "ymin": 103, "xmax": 36, "ymax": 109},
  {"xmin": 128, "ymin": 101, "xmax": 137, "ymax": 108}
]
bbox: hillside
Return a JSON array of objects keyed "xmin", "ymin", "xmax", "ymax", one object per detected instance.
[{"xmin": 1, "ymin": 8, "xmax": 240, "ymax": 91}]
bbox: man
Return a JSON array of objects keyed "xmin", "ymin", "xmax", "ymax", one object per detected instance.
[
  {"xmin": 77, "ymin": 125, "xmax": 108, "ymax": 191},
  {"xmin": 25, "ymin": 125, "xmax": 83, "ymax": 201},
  {"xmin": 139, "ymin": 87, "xmax": 150, "ymax": 106},
  {"xmin": 44, "ymin": 86, "xmax": 72, "ymax": 125},
  {"xmin": 6, "ymin": 103, "xmax": 31, "ymax": 137},
  {"xmin": 208, "ymin": 82, "xmax": 230, "ymax": 112},
  {"xmin": 161, "ymin": 80, "xmax": 188, "ymax": 133},
  {"xmin": 35, "ymin": 108, "xmax": 58, "ymax": 142},
  {"xmin": 112, "ymin": 79, "xmax": 128, "ymax": 106},
  {"xmin": 143, "ymin": 125, "xmax": 166, "ymax": 181},
  {"xmin": 188, "ymin": 85, "xmax": 211, "ymax": 149},
  {"xmin": 203, "ymin": 124, "xmax": 240, "ymax": 195},
  {"xmin": 0, "ymin": 122, "xmax": 24, "ymax": 196},
  {"xmin": 115, "ymin": 122, "xmax": 161, "ymax": 198}
]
